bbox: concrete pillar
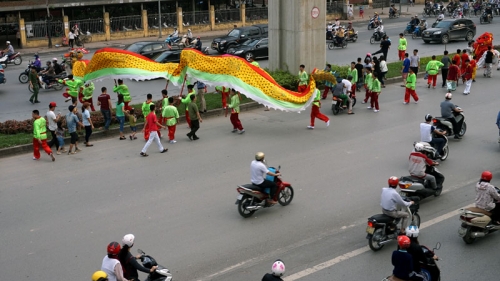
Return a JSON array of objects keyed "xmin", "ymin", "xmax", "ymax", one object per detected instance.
[
  {"xmin": 240, "ymin": 3, "xmax": 246, "ymax": 26},
  {"xmin": 104, "ymin": 12, "xmax": 110, "ymax": 41},
  {"xmin": 141, "ymin": 10, "xmax": 148, "ymax": 37},
  {"xmin": 63, "ymin": 15, "xmax": 69, "ymax": 37},
  {"xmin": 269, "ymin": 0, "xmax": 326, "ymax": 73},
  {"xmin": 177, "ymin": 7, "xmax": 183, "ymax": 33},
  {"xmin": 210, "ymin": 5, "xmax": 215, "ymax": 31},
  {"xmin": 19, "ymin": 18, "xmax": 26, "ymax": 49}
]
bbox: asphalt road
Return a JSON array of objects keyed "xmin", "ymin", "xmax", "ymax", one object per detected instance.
[{"xmin": 1, "ymin": 59, "xmax": 500, "ymax": 281}]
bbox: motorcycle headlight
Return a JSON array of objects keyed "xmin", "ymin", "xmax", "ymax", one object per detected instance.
[{"xmin": 433, "ymin": 31, "xmax": 441, "ymax": 35}]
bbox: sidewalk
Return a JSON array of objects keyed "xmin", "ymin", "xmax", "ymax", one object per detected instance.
[{"xmin": 19, "ymin": 5, "xmax": 424, "ymax": 56}]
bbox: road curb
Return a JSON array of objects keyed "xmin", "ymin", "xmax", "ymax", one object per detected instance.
[{"xmin": 0, "ymin": 101, "xmax": 263, "ymax": 158}]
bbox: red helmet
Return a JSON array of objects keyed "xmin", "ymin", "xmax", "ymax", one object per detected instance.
[
  {"xmin": 107, "ymin": 242, "xmax": 121, "ymax": 256},
  {"xmin": 388, "ymin": 176, "xmax": 399, "ymax": 187},
  {"xmin": 397, "ymin": 235, "xmax": 411, "ymax": 249},
  {"xmin": 481, "ymin": 171, "xmax": 493, "ymax": 182}
]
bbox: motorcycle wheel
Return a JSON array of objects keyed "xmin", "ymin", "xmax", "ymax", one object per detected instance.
[
  {"xmin": 53, "ymin": 82, "xmax": 64, "ymax": 91},
  {"xmin": 332, "ymin": 103, "xmax": 340, "ymax": 115},
  {"xmin": 19, "ymin": 73, "xmax": 29, "ymax": 83},
  {"xmin": 462, "ymin": 227, "xmax": 476, "ymax": 244},
  {"xmin": 480, "ymin": 17, "xmax": 484, "ymax": 24},
  {"xmin": 342, "ymin": 41, "xmax": 347, "ymax": 48},
  {"xmin": 238, "ymin": 195, "xmax": 256, "ymax": 218},
  {"xmin": 459, "ymin": 122, "xmax": 467, "ymax": 137},
  {"xmin": 14, "ymin": 56, "xmax": 22, "ymax": 65},
  {"xmin": 327, "ymin": 42, "xmax": 334, "ymax": 50},
  {"xmin": 278, "ymin": 186, "xmax": 294, "ymax": 206},
  {"xmin": 367, "ymin": 25, "xmax": 371, "ymax": 30},
  {"xmin": 440, "ymin": 146, "xmax": 449, "ymax": 161},
  {"xmin": 434, "ymin": 187, "xmax": 443, "ymax": 197},
  {"xmin": 369, "ymin": 36, "xmax": 375, "ymax": 44},
  {"xmin": 368, "ymin": 228, "xmax": 385, "ymax": 251},
  {"xmin": 412, "ymin": 33, "xmax": 417, "ymax": 39},
  {"xmin": 411, "ymin": 213, "xmax": 421, "ymax": 228},
  {"xmin": 352, "ymin": 37, "xmax": 357, "ymax": 43},
  {"xmin": 352, "ymin": 97, "xmax": 357, "ymax": 107}
]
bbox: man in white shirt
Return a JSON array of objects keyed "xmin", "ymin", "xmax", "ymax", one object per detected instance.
[
  {"xmin": 326, "ymin": 22, "xmax": 334, "ymax": 40},
  {"xmin": 251, "ymin": 152, "xmax": 280, "ymax": 204},
  {"xmin": 420, "ymin": 114, "xmax": 446, "ymax": 156},
  {"xmin": 381, "ymin": 176, "xmax": 414, "ymax": 232},
  {"xmin": 341, "ymin": 76, "xmax": 354, "ymax": 114},
  {"xmin": 46, "ymin": 102, "xmax": 61, "ymax": 152}
]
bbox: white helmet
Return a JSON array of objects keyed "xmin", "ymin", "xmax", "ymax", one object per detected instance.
[
  {"xmin": 445, "ymin": 92, "xmax": 452, "ymax": 99},
  {"xmin": 406, "ymin": 225, "xmax": 420, "ymax": 238},
  {"xmin": 272, "ymin": 260, "xmax": 285, "ymax": 276},
  {"xmin": 122, "ymin": 234, "xmax": 135, "ymax": 247},
  {"xmin": 414, "ymin": 142, "xmax": 424, "ymax": 152}
]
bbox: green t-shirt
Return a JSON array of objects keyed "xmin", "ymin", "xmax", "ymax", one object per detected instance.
[
  {"xmin": 348, "ymin": 68, "xmax": 358, "ymax": 83},
  {"xmin": 229, "ymin": 94, "xmax": 241, "ymax": 113},
  {"xmin": 142, "ymin": 101, "xmax": 153, "ymax": 118},
  {"xmin": 113, "ymin": 84, "xmax": 131, "ymax": 102},
  {"xmin": 181, "ymin": 91, "xmax": 196, "ymax": 111},
  {"xmin": 298, "ymin": 71, "xmax": 309, "ymax": 86},
  {"xmin": 371, "ymin": 78, "xmax": 381, "ymax": 92},
  {"xmin": 162, "ymin": 105, "xmax": 180, "ymax": 126},
  {"xmin": 128, "ymin": 115, "xmax": 136, "ymax": 126},
  {"xmin": 406, "ymin": 73, "xmax": 416, "ymax": 90},
  {"xmin": 116, "ymin": 102, "xmax": 125, "ymax": 117},
  {"xmin": 312, "ymin": 89, "xmax": 321, "ymax": 107}
]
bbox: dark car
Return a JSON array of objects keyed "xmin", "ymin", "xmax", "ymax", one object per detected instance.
[
  {"xmin": 152, "ymin": 50, "xmax": 182, "ymax": 63},
  {"xmin": 124, "ymin": 41, "xmax": 168, "ymax": 59},
  {"xmin": 227, "ymin": 38, "xmax": 268, "ymax": 61},
  {"xmin": 211, "ymin": 24, "xmax": 268, "ymax": 53},
  {"xmin": 421, "ymin": 19, "xmax": 476, "ymax": 44},
  {"xmin": 0, "ymin": 64, "xmax": 5, "ymax": 84}
]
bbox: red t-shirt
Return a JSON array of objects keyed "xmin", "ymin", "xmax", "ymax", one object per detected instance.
[
  {"xmin": 452, "ymin": 54, "xmax": 461, "ymax": 65},
  {"xmin": 447, "ymin": 65, "xmax": 459, "ymax": 80},
  {"xmin": 145, "ymin": 112, "xmax": 158, "ymax": 132},
  {"xmin": 464, "ymin": 64, "xmax": 473, "ymax": 80},
  {"xmin": 97, "ymin": 94, "xmax": 111, "ymax": 110}
]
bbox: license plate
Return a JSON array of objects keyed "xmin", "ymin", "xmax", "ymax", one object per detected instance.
[
  {"xmin": 236, "ymin": 194, "xmax": 243, "ymax": 200},
  {"xmin": 423, "ymin": 34, "xmax": 430, "ymax": 37},
  {"xmin": 366, "ymin": 226, "xmax": 375, "ymax": 234}
]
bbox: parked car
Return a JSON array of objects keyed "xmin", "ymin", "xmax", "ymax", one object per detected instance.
[
  {"xmin": 0, "ymin": 64, "xmax": 5, "ymax": 84},
  {"xmin": 124, "ymin": 41, "xmax": 168, "ymax": 59},
  {"xmin": 227, "ymin": 38, "xmax": 269, "ymax": 61},
  {"xmin": 152, "ymin": 50, "xmax": 182, "ymax": 63},
  {"xmin": 211, "ymin": 24, "xmax": 268, "ymax": 53},
  {"xmin": 421, "ymin": 18, "xmax": 476, "ymax": 44}
]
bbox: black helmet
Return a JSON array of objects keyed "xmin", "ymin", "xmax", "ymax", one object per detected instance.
[{"xmin": 425, "ymin": 114, "xmax": 433, "ymax": 121}]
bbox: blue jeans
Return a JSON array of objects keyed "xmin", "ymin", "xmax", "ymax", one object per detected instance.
[
  {"xmin": 429, "ymin": 137, "xmax": 445, "ymax": 155},
  {"xmin": 117, "ymin": 116, "xmax": 125, "ymax": 132},
  {"xmin": 101, "ymin": 109, "xmax": 111, "ymax": 130}
]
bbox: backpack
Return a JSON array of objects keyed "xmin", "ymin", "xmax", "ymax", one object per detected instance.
[{"xmin": 332, "ymin": 82, "xmax": 344, "ymax": 97}]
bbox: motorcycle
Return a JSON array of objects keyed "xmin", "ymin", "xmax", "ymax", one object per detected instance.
[
  {"xmin": 165, "ymin": 33, "xmax": 181, "ymax": 46},
  {"xmin": 412, "ymin": 26, "xmax": 423, "ymax": 39},
  {"xmin": 366, "ymin": 196, "xmax": 421, "ymax": 251},
  {"xmin": 432, "ymin": 109, "xmax": 466, "ymax": 137},
  {"xmin": 327, "ymin": 37, "xmax": 347, "ymax": 49},
  {"xmin": 399, "ymin": 165, "xmax": 445, "ymax": 200},
  {"xmin": 18, "ymin": 61, "xmax": 39, "ymax": 83},
  {"xmin": 451, "ymin": 7, "xmax": 463, "ymax": 18},
  {"xmin": 137, "ymin": 249, "xmax": 173, "ymax": 281},
  {"xmin": 28, "ymin": 75, "xmax": 65, "ymax": 93},
  {"xmin": 403, "ymin": 23, "xmax": 415, "ymax": 36},
  {"xmin": 0, "ymin": 51, "xmax": 22, "ymax": 67},
  {"xmin": 413, "ymin": 133, "xmax": 449, "ymax": 162},
  {"xmin": 369, "ymin": 26, "xmax": 386, "ymax": 44},
  {"xmin": 389, "ymin": 8, "xmax": 399, "ymax": 19},
  {"xmin": 332, "ymin": 92, "xmax": 356, "ymax": 115},
  {"xmin": 345, "ymin": 29, "xmax": 358, "ymax": 43},
  {"xmin": 382, "ymin": 243, "xmax": 441, "ymax": 281},
  {"xmin": 480, "ymin": 11, "xmax": 493, "ymax": 24},
  {"xmin": 235, "ymin": 166, "xmax": 294, "ymax": 218},
  {"xmin": 367, "ymin": 17, "xmax": 379, "ymax": 30}
]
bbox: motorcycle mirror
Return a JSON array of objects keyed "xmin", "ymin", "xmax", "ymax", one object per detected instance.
[
  {"xmin": 137, "ymin": 249, "xmax": 145, "ymax": 255},
  {"xmin": 434, "ymin": 242, "xmax": 441, "ymax": 250}
]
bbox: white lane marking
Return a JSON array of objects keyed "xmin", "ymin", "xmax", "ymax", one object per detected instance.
[{"xmin": 284, "ymin": 203, "xmax": 474, "ymax": 281}]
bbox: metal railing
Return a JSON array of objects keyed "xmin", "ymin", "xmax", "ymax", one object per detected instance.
[
  {"xmin": 147, "ymin": 12, "xmax": 177, "ymax": 29},
  {"xmin": 69, "ymin": 19, "xmax": 104, "ymax": 34},
  {"xmin": 327, "ymin": 1, "xmax": 344, "ymax": 14},
  {"xmin": 25, "ymin": 21, "xmax": 64, "ymax": 39},
  {"xmin": 109, "ymin": 15, "xmax": 142, "ymax": 32},
  {"xmin": 245, "ymin": 7, "xmax": 268, "ymax": 20},
  {"xmin": 215, "ymin": 9, "xmax": 241, "ymax": 23},
  {"xmin": 183, "ymin": 11, "xmax": 210, "ymax": 25}
]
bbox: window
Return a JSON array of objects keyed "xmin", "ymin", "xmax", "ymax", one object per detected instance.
[
  {"xmin": 249, "ymin": 28, "xmax": 259, "ymax": 36},
  {"xmin": 258, "ymin": 38, "xmax": 268, "ymax": 47},
  {"xmin": 141, "ymin": 45, "xmax": 152, "ymax": 53},
  {"xmin": 152, "ymin": 43, "xmax": 164, "ymax": 51}
]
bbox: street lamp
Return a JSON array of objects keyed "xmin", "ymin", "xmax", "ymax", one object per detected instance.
[{"xmin": 158, "ymin": 0, "xmax": 162, "ymax": 38}]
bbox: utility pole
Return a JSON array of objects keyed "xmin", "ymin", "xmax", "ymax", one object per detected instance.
[
  {"xmin": 46, "ymin": 0, "xmax": 52, "ymax": 48},
  {"xmin": 158, "ymin": 0, "xmax": 162, "ymax": 38}
]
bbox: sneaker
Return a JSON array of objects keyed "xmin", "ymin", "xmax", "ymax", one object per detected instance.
[
  {"xmin": 373, "ymin": 109, "xmax": 379, "ymax": 112},
  {"xmin": 169, "ymin": 140, "xmax": 177, "ymax": 144},
  {"xmin": 61, "ymin": 149, "xmax": 67, "ymax": 153},
  {"xmin": 231, "ymin": 129, "xmax": 238, "ymax": 133},
  {"xmin": 403, "ymin": 102, "xmax": 409, "ymax": 104},
  {"xmin": 68, "ymin": 151, "xmax": 76, "ymax": 155},
  {"xmin": 50, "ymin": 153, "xmax": 55, "ymax": 162},
  {"xmin": 32, "ymin": 157, "xmax": 39, "ymax": 160},
  {"xmin": 75, "ymin": 148, "xmax": 82, "ymax": 152},
  {"xmin": 427, "ymin": 84, "xmax": 431, "ymax": 88},
  {"xmin": 454, "ymin": 135, "xmax": 462, "ymax": 139},
  {"xmin": 326, "ymin": 120, "xmax": 330, "ymax": 127},
  {"xmin": 238, "ymin": 129, "xmax": 245, "ymax": 134},
  {"xmin": 367, "ymin": 106, "xmax": 372, "ymax": 109},
  {"xmin": 65, "ymin": 97, "xmax": 72, "ymax": 102},
  {"xmin": 56, "ymin": 151, "xmax": 61, "ymax": 155},
  {"xmin": 307, "ymin": 126, "xmax": 314, "ymax": 129},
  {"xmin": 361, "ymin": 101, "xmax": 367, "ymax": 104},
  {"xmin": 414, "ymin": 101, "xmax": 418, "ymax": 104}
]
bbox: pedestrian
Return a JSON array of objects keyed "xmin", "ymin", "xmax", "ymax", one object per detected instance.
[
  {"xmin": 471, "ymin": 55, "xmax": 477, "ymax": 82},
  {"xmin": 65, "ymin": 105, "xmax": 83, "ymax": 154},
  {"xmin": 372, "ymin": 35, "xmax": 391, "ymax": 61},
  {"xmin": 194, "ymin": 81, "xmax": 207, "ymax": 113},
  {"xmin": 72, "ymin": 24, "xmax": 80, "ymax": 42},
  {"xmin": 32, "ymin": 110, "xmax": 55, "ymax": 161},
  {"xmin": 379, "ymin": 56, "xmax": 388, "ymax": 88},
  {"xmin": 227, "ymin": 88, "xmax": 245, "ymax": 134},
  {"xmin": 82, "ymin": 102, "xmax": 94, "ymax": 146},
  {"xmin": 409, "ymin": 49, "xmax": 420, "ymax": 75},
  {"xmin": 404, "ymin": 68, "xmax": 419, "ymax": 104},
  {"xmin": 355, "ymin": 58, "xmax": 364, "ymax": 92},
  {"xmin": 446, "ymin": 60, "xmax": 460, "ymax": 91},
  {"xmin": 128, "ymin": 108, "xmax": 137, "ymax": 140},
  {"xmin": 373, "ymin": 56, "xmax": 381, "ymax": 82},
  {"xmin": 484, "ymin": 46, "xmax": 494, "ymax": 78},
  {"xmin": 140, "ymin": 104, "xmax": 167, "ymax": 156},
  {"xmin": 28, "ymin": 67, "xmax": 40, "ymax": 104},
  {"xmin": 81, "ymin": 82, "xmax": 96, "ymax": 111},
  {"xmin": 348, "ymin": 61, "xmax": 359, "ymax": 93},
  {"xmin": 142, "ymin": 93, "xmax": 155, "ymax": 140},
  {"xmin": 362, "ymin": 67, "xmax": 373, "ymax": 104},
  {"xmin": 181, "ymin": 84, "xmax": 196, "ymax": 128},
  {"xmin": 297, "ymin": 64, "xmax": 308, "ymax": 92},
  {"xmin": 46, "ymin": 102, "xmax": 61, "ymax": 152},
  {"xmin": 113, "ymin": 79, "xmax": 132, "ymax": 110},
  {"xmin": 68, "ymin": 30, "xmax": 75, "ymax": 48},
  {"xmin": 55, "ymin": 120, "xmax": 67, "ymax": 154},
  {"xmin": 186, "ymin": 95, "xmax": 203, "ymax": 140},
  {"xmin": 462, "ymin": 59, "xmax": 473, "ymax": 95},
  {"xmin": 425, "ymin": 55, "xmax": 444, "ymax": 89},
  {"xmin": 215, "ymin": 86, "xmax": 230, "ymax": 109},
  {"xmin": 347, "ymin": 5, "xmax": 354, "ymax": 19},
  {"xmin": 307, "ymin": 89, "xmax": 330, "ymax": 129},
  {"xmin": 359, "ymin": 5, "xmax": 364, "ymax": 18},
  {"xmin": 116, "ymin": 94, "xmax": 127, "ymax": 140},
  {"xmin": 162, "ymin": 97, "xmax": 179, "ymax": 144},
  {"xmin": 453, "ymin": 49, "xmax": 462, "ymax": 72},
  {"xmin": 322, "ymin": 64, "xmax": 334, "ymax": 99},
  {"xmin": 401, "ymin": 53, "xmax": 411, "ymax": 87},
  {"xmin": 159, "ymin": 89, "xmax": 168, "ymax": 125},
  {"xmin": 460, "ymin": 49, "xmax": 469, "ymax": 76},
  {"xmin": 97, "ymin": 87, "xmax": 112, "ymax": 130},
  {"xmin": 440, "ymin": 50, "xmax": 452, "ymax": 88},
  {"xmin": 398, "ymin": 33, "xmax": 407, "ymax": 61},
  {"xmin": 60, "ymin": 75, "xmax": 84, "ymax": 105},
  {"xmin": 370, "ymin": 72, "xmax": 382, "ymax": 112}
]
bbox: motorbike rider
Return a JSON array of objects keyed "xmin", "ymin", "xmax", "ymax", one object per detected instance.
[
  {"xmin": 475, "ymin": 171, "xmax": 500, "ymax": 225},
  {"xmin": 381, "ymin": 177, "xmax": 414, "ymax": 233},
  {"xmin": 405, "ymin": 225, "xmax": 438, "ymax": 281},
  {"xmin": 194, "ymin": 36, "xmax": 202, "ymax": 51},
  {"xmin": 40, "ymin": 61, "xmax": 56, "ymax": 88},
  {"xmin": 335, "ymin": 26, "xmax": 345, "ymax": 45},
  {"xmin": 419, "ymin": 19, "xmax": 428, "ymax": 33},
  {"xmin": 420, "ymin": 114, "xmax": 446, "ymax": 157},
  {"xmin": 52, "ymin": 58, "xmax": 63, "ymax": 75},
  {"xmin": 187, "ymin": 29, "xmax": 193, "ymax": 44},
  {"xmin": 410, "ymin": 143, "xmax": 439, "ymax": 190},
  {"xmin": 251, "ymin": 152, "xmax": 281, "ymax": 204},
  {"xmin": 172, "ymin": 27, "xmax": 179, "ymax": 39},
  {"xmin": 92, "ymin": 271, "xmax": 109, "ymax": 281},
  {"xmin": 389, "ymin": 4, "xmax": 398, "ymax": 16},
  {"xmin": 334, "ymin": 18, "xmax": 341, "ymax": 29},
  {"xmin": 410, "ymin": 15, "xmax": 421, "ymax": 31},
  {"xmin": 101, "ymin": 242, "xmax": 130, "ymax": 281},
  {"xmin": 3, "ymin": 41, "xmax": 14, "ymax": 58},
  {"xmin": 437, "ymin": 11, "xmax": 445, "ymax": 21},
  {"xmin": 326, "ymin": 22, "xmax": 334, "ymax": 40},
  {"xmin": 391, "ymin": 235, "xmax": 419, "ymax": 280},
  {"xmin": 33, "ymin": 54, "xmax": 42, "ymax": 72},
  {"xmin": 440, "ymin": 92, "xmax": 463, "ymax": 139},
  {"xmin": 119, "ymin": 234, "xmax": 157, "ymax": 281},
  {"xmin": 485, "ymin": 4, "xmax": 493, "ymax": 19},
  {"xmin": 262, "ymin": 260, "xmax": 285, "ymax": 281}
]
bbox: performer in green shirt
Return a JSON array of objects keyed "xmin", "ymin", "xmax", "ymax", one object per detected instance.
[{"xmin": 32, "ymin": 109, "xmax": 55, "ymax": 161}]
